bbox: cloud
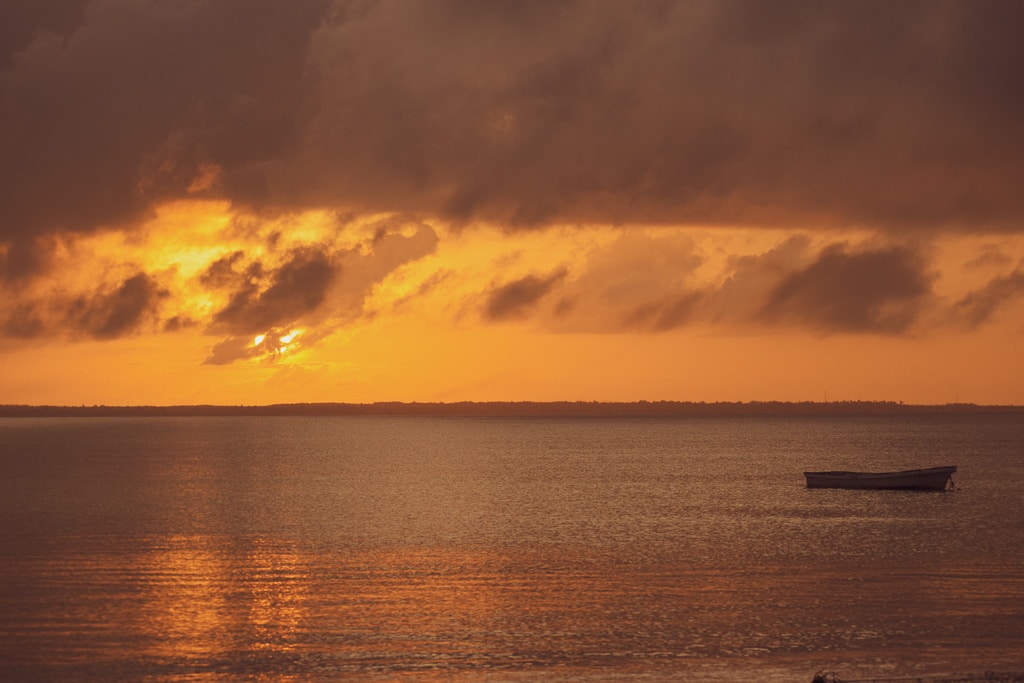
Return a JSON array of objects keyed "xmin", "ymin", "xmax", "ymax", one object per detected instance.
[
  {"xmin": 332, "ymin": 221, "xmax": 440, "ymax": 318},
  {"xmin": 544, "ymin": 231, "xmax": 705, "ymax": 331},
  {"xmin": 206, "ymin": 220, "xmax": 440, "ymax": 337},
  {"xmin": 522, "ymin": 234, "xmax": 940, "ymax": 335},
  {"xmin": 622, "ymin": 292, "xmax": 705, "ymax": 332},
  {"xmin": 4, "ymin": 0, "xmax": 1024, "ymax": 243},
  {"xmin": 2, "ymin": 0, "xmax": 1023, "ymax": 380},
  {"xmin": 203, "ymin": 335, "xmax": 257, "ymax": 366},
  {"xmin": 209, "ymin": 247, "xmax": 336, "ymax": 336},
  {"xmin": 67, "ymin": 272, "xmax": 168, "ymax": 339},
  {"xmin": 199, "ymin": 250, "xmax": 250, "ymax": 290},
  {"xmin": 759, "ymin": 244, "xmax": 934, "ymax": 333},
  {"xmin": 275, "ymin": 0, "xmax": 1024, "ymax": 230},
  {"xmin": 484, "ymin": 268, "xmax": 568, "ymax": 321},
  {"xmin": 0, "ymin": 236, "xmax": 54, "ymax": 283},
  {"xmin": 200, "ymin": 217, "xmax": 439, "ymax": 364},
  {"xmin": 0, "ymin": 0, "xmax": 330, "ymax": 241},
  {"xmin": 707, "ymin": 236, "xmax": 813, "ymax": 324},
  {"xmin": 950, "ymin": 263, "xmax": 1024, "ymax": 330},
  {"xmin": 605, "ymin": 235, "xmax": 813, "ymax": 332},
  {"xmin": 1, "ymin": 303, "xmax": 46, "ymax": 339},
  {"xmin": 1, "ymin": 271, "xmax": 166, "ymax": 340},
  {"xmin": 203, "ymin": 327, "xmax": 308, "ymax": 366},
  {"xmin": 0, "ymin": 207, "xmax": 441, "ymax": 356},
  {"xmin": 0, "ymin": 1, "xmax": 87, "ymax": 69},
  {"xmin": 964, "ymin": 244, "xmax": 1014, "ymax": 270}
]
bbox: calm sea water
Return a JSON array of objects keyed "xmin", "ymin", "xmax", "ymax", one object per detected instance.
[{"xmin": 1, "ymin": 415, "xmax": 1022, "ymax": 682}]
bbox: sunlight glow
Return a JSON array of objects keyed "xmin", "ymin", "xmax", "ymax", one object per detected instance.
[{"xmin": 2, "ymin": 196, "xmax": 1023, "ymax": 405}]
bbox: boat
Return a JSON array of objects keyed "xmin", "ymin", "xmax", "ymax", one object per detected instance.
[{"xmin": 803, "ymin": 465, "xmax": 957, "ymax": 491}]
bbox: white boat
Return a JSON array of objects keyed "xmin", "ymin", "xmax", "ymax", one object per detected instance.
[{"xmin": 803, "ymin": 465, "xmax": 957, "ymax": 491}]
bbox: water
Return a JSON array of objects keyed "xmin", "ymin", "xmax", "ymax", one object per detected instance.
[{"xmin": 1, "ymin": 414, "xmax": 1022, "ymax": 681}]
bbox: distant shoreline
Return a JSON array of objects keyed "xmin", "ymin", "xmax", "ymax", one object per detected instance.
[{"xmin": 1, "ymin": 401, "xmax": 1022, "ymax": 418}]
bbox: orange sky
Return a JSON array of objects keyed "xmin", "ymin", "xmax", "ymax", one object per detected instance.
[{"xmin": 2, "ymin": 2, "xmax": 1023, "ymax": 406}]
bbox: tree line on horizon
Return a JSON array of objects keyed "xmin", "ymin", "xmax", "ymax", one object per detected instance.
[{"xmin": 0, "ymin": 400, "xmax": 1020, "ymax": 418}]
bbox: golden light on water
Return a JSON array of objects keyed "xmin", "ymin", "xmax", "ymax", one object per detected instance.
[{"xmin": 3, "ymin": 7, "xmax": 1024, "ymax": 683}]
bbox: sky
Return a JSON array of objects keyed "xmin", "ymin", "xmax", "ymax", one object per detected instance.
[{"xmin": 2, "ymin": 0, "xmax": 1023, "ymax": 406}]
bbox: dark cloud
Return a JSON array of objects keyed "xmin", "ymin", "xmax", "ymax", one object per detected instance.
[
  {"xmin": 0, "ymin": 0, "xmax": 330, "ymax": 241},
  {"xmin": 282, "ymin": 0, "xmax": 1024, "ymax": 230},
  {"xmin": 1, "ymin": 303, "xmax": 46, "ymax": 339},
  {"xmin": 538, "ymin": 235, "xmax": 945, "ymax": 336},
  {"xmin": 951, "ymin": 264, "xmax": 1024, "ymax": 330},
  {"xmin": 1, "ymin": 269, "xmax": 168, "ymax": 340},
  {"xmin": 4, "ymin": 0, "xmax": 1024, "ymax": 243},
  {"xmin": 210, "ymin": 248, "xmax": 336, "ymax": 336},
  {"xmin": 66, "ymin": 272, "xmax": 168, "ymax": 339},
  {"xmin": 199, "ymin": 251, "xmax": 251, "ymax": 289},
  {"xmin": 484, "ymin": 269, "xmax": 568, "ymax": 321},
  {"xmin": 760, "ymin": 244, "xmax": 934, "ymax": 333},
  {"xmin": 0, "ymin": 0, "xmax": 86, "ymax": 69},
  {"xmin": 0, "ymin": 237, "xmax": 53, "ymax": 283}
]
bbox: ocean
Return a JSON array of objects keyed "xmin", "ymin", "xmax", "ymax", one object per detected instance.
[{"xmin": 1, "ymin": 414, "xmax": 1022, "ymax": 681}]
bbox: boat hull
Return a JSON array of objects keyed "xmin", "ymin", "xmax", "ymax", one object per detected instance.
[{"xmin": 803, "ymin": 465, "xmax": 957, "ymax": 491}]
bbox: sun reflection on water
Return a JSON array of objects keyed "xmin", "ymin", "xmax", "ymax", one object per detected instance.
[{"xmin": 3, "ymin": 416, "xmax": 1024, "ymax": 682}]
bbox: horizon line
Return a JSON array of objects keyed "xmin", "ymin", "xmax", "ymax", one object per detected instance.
[{"xmin": 2, "ymin": 400, "xmax": 1022, "ymax": 418}]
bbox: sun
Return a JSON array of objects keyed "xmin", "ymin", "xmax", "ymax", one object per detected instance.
[
  {"xmin": 277, "ymin": 330, "xmax": 301, "ymax": 355},
  {"xmin": 248, "ymin": 329, "xmax": 304, "ymax": 360}
]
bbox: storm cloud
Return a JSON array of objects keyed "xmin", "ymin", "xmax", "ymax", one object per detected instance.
[
  {"xmin": 1, "ymin": 0, "xmax": 330, "ymax": 242},
  {"xmin": 275, "ymin": 0, "xmax": 1024, "ymax": 231},
  {"xmin": 3, "ymin": 0, "xmax": 1024, "ymax": 246}
]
